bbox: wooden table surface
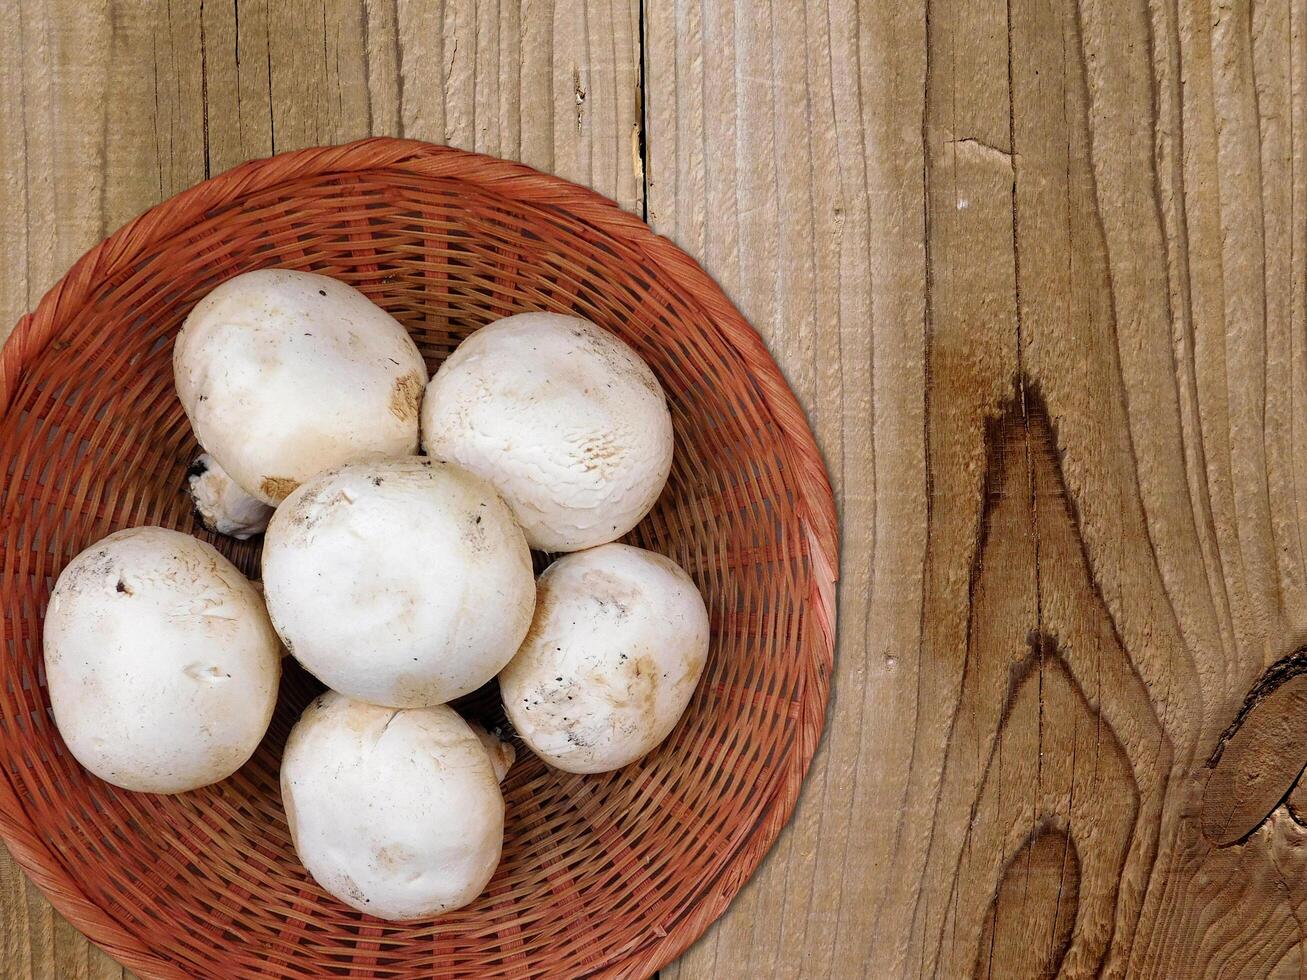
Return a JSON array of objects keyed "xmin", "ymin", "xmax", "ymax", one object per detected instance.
[{"xmin": 3, "ymin": 0, "xmax": 1305, "ymax": 977}]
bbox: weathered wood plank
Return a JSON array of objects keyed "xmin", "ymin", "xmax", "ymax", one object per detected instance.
[
  {"xmin": 649, "ymin": 0, "xmax": 909, "ymax": 974},
  {"xmin": 650, "ymin": 0, "xmax": 1307, "ymax": 976},
  {"xmin": 0, "ymin": 0, "xmax": 642, "ymax": 344}
]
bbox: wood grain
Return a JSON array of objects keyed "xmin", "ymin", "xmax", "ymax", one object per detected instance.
[{"xmin": 6, "ymin": 0, "xmax": 1307, "ymax": 976}]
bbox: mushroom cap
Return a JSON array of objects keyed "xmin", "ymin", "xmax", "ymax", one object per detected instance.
[
  {"xmin": 174, "ymin": 269, "xmax": 428, "ymax": 505},
  {"xmin": 43, "ymin": 527, "xmax": 281, "ymax": 794},
  {"xmin": 420, "ymin": 312, "xmax": 673, "ymax": 552},
  {"xmin": 262, "ymin": 457, "xmax": 536, "ymax": 708},
  {"xmin": 280, "ymin": 692, "xmax": 505, "ymax": 920},
  {"xmin": 186, "ymin": 454, "xmax": 274, "ymax": 539},
  {"xmin": 500, "ymin": 543, "xmax": 709, "ymax": 774}
]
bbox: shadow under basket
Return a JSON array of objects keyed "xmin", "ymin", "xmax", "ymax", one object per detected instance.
[{"xmin": 0, "ymin": 138, "xmax": 838, "ymax": 979}]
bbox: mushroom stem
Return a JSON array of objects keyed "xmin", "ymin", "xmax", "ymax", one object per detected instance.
[
  {"xmin": 186, "ymin": 453, "xmax": 273, "ymax": 539},
  {"xmin": 467, "ymin": 721, "xmax": 516, "ymax": 783}
]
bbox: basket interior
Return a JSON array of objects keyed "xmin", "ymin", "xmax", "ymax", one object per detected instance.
[{"xmin": 0, "ymin": 164, "xmax": 826, "ymax": 977}]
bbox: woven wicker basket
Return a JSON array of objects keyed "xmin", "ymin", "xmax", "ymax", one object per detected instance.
[{"xmin": 0, "ymin": 138, "xmax": 838, "ymax": 979}]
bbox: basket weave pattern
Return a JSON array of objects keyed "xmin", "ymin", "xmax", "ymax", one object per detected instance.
[{"xmin": 0, "ymin": 139, "xmax": 838, "ymax": 979}]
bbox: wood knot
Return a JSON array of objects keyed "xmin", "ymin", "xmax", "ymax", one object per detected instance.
[{"xmin": 1201, "ymin": 649, "xmax": 1307, "ymax": 846}]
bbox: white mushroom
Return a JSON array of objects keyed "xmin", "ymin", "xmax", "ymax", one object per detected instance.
[
  {"xmin": 280, "ymin": 692, "xmax": 505, "ymax": 921},
  {"xmin": 500, "ymin": 543, "xmax": 709, "ymax": 774},
  {"xmin": 186, "ymin": 453, "xmax": 274, "ymax": 539},
  {"xmin": 421, "ymin": 312, "xmax": 674, "ymax": 552},
  {"xmin": 43, "ymin": 527, "xmax": 281, "ymax": 794},
  {"xmin": 262, "ymin": 457, "xmax": 535, "ymax": 708},
  {"xmin": 174, "ymin": 269, "xmax": 428, "ymax": 505}
]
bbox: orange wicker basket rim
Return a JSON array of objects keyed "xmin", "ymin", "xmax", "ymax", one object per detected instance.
[{"xmin": 0, "ymin": 137, "xmax": 839, "ymax": 979}]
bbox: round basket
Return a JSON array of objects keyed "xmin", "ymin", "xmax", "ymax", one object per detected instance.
[{"xmin": 0, "ymin": 138, "xmax": 838, "ymax": 979}]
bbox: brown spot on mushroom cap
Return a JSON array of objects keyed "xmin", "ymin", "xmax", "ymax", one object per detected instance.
[
  {"xmin": 390, "ymin": 372, "xmax": 424, "ymax": 422},
  {"xmin": 376, "ymin": 843, "xmax": 417, "ymax": 871},
  {"xmin": 338, "ymin": 873, "xmax": 367, "ymax": 905},
  {"xmin": 579, "ymin": 568, "xmax": 642, "ymax": 612},
  {"xmin": 343, "ymin": 704, "xmax": 375, "ymax": 735},
  {"xmin": 260, "ymin": 476, "xmax": 300, "ymax": 502}
]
